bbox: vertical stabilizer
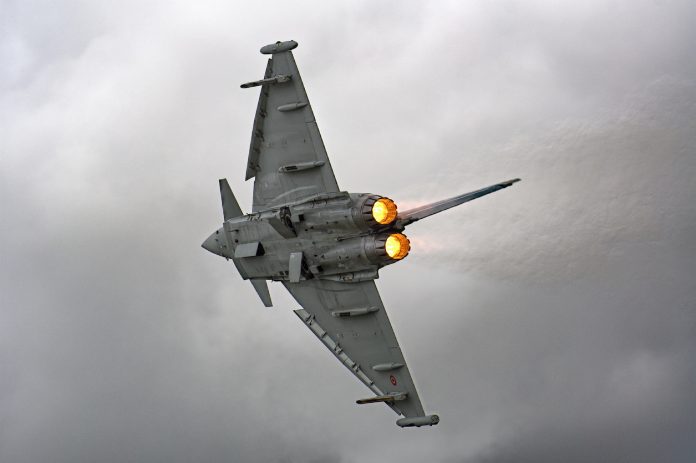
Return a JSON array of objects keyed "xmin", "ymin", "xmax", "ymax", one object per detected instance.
[{"xmin": 395, "ymin": 179, "xmax": 520, "ymax": 228}]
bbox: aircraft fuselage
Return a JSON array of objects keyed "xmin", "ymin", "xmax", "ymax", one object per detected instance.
[{"xmin": 202, "ymin": 191, "xmax": 409, "ymax": 283}]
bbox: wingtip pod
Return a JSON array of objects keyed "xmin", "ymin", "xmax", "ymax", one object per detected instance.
[
  {"xmin": 396, "ymin": 414, "xmax": 440, "ymax": 428},
  {"xmin": 260, "ymin": 40, "xmax": 298, "ymax": 54}
]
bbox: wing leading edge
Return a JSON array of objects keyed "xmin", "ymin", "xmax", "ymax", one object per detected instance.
[
  {"xmin": 283, "ymin": 279, "xmax": 438, "ymax": 425},
  {"xmin": 243, "ymin": 41, "xmax": 339, "ymax": 212}
]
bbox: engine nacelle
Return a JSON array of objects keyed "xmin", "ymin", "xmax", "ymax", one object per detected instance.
[
  {"xmin": 294, "ymin": 193, "xmax": 400, "ymax": 233},
  {"xmin": 311, "ymin": 232, "xmax": 411, "ymax": 277}
]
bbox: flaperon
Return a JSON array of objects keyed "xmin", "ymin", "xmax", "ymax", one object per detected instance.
[{"xmin": 202, "ymin": 40, "xmax": 520, "ymax": 427}]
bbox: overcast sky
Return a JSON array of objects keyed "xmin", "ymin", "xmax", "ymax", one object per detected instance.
[{"xmin": 2, "ymin": 1, "xmax": 695, "ymax": 462}]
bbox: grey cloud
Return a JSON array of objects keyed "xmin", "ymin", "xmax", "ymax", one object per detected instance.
[{"xmin": 2, "ymin": 1, "xmax": 695, "ymax": 462}]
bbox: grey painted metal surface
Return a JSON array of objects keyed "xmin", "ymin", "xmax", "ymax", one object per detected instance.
[
  {"xmin": 202, "ymin": 40, "xmax": 520, "ymax": 427},
  {"xmin": 290, "ymin": 280, "xmax": 425, "ymax": 418},
  {"xmin": 250, "ymin": 279, "xmax": 272, "ymax": 307}
]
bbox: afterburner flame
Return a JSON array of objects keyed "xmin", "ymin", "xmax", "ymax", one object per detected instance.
[
  {"xmin": 372, "ymin": 198, "xmax": 398, "ymax": 225},
  {"xmin": 385, "ymin": 233, "xmax": 410, "ymax": 260}
]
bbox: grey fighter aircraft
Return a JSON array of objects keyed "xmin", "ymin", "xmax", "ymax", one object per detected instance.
[{"xmin": 202, "ymin": 40, "xmax": 519, "ymax": 428}]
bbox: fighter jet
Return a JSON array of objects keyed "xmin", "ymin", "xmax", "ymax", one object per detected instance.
[{"xmin": 202, "ymin": 40, "xmax": 519, "ymax": 427}]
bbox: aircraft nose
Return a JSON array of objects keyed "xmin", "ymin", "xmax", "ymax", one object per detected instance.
[{"xmin": 201, "ymin": 231, "xmax": 222, "ymax": 256}]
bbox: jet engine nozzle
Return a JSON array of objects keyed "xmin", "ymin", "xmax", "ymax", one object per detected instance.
[
  {"xmin": 384, "ymin": 233, "xmax": 410, "ymax": 260},
  {"xmin": 368, "ymin": 232, "xmax": 410, "ymax": 262},
  {"xmin": 352, "ymin": 194, "xmax": 399, "ymax": 229},
  {"xmin": 372, "ymin": 198, "xmax": 398, "ymax": 225}
]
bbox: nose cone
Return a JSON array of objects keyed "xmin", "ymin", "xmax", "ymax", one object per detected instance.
[{"xmin": 202, "ymin": 231, "xmax": 223, "ymax": 256}]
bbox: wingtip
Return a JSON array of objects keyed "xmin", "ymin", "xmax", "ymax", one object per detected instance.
[
  {"xmin": 260, "ymin": 40, "xmax": 298, "ymax": 55},
  {"xmin": 501, "ymin": 178, "xmax": 521, "ymax": 186},
  {"xmin": 396, "ymin": 414, "xmax": 440, "ymax": 427}
]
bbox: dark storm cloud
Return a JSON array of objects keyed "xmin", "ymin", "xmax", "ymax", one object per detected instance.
[{"xmin": 2, "ymin": 1, "xmax": 695, "ymax": 462}]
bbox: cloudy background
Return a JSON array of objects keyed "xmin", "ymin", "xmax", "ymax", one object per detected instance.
[{"xmin": 2, "ymin": 0, "xmax": 695, "ymax": 461}]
